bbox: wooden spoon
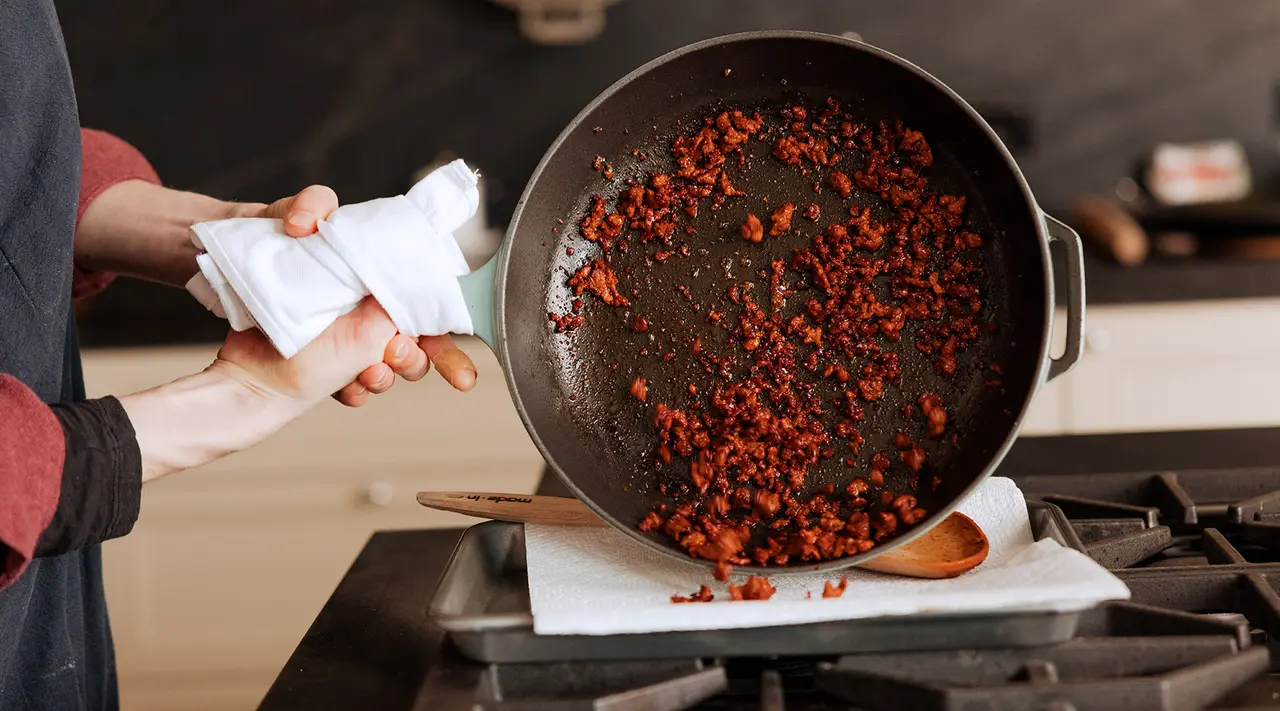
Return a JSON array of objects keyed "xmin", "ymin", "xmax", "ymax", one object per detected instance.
[{"xmin": 417, "ymin": 491, "xmax": 989, "ymax": 579}]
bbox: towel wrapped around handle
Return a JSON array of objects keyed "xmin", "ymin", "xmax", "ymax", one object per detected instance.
[{"xmin": 185, "ymin": 160, "xmax": 480, "ymax": 358}]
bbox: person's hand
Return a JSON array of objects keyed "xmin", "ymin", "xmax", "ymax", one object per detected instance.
[
  {"xmin": 211, "ymin": 297, "xmax": 399, "ymax": 407},
  {"xmin": 227, "ymin": 187, "xmax": 478, "ymax": 406},
  {"xmin": 125, "ymin": 297, "xmax": 404, "ymax": 483},
  {"xmin": 119, "ymin": 185, "xmax": 480, "ymax": 483}
]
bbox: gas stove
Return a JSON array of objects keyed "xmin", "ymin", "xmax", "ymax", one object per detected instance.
[{"xmin": 415, "ymin": 467, "xmax": 1280, "ymax": 710}]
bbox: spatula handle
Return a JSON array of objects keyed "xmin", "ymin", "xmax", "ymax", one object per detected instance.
[{"xmin": 416, "ymin": 491, "xmax": 603, "ymax": 527}]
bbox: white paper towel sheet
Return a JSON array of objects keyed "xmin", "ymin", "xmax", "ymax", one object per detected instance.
[{"xmin": 524, "ymin": 477, "xmax": 1130, "ymax": 636}]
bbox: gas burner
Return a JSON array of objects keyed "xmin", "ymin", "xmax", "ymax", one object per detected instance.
[
  {"xmin": 813, "ymin": 602, "xmax": 1267, "ymax": 711},
  {"xmin": 1010, "ymin": 468, "xmax": 1280, "ymax": 645},
  {"xmin": 419, "ymin": 468, "xmax": 1280, "ymax": 710},
  {"xmin": 421, "ymin": 659, "xmax": 727, "ymax": 711},
  {"xmin": 420, "ymin": 602, "xmax": 1266, "ymax": 710},
  {"xmin": 817, "ymin": 638, "xmax": 1267, "ymax": 711},
  {"xmin": 487, "ymin": 659, "xmax": 725, "ymax": 710},
  {"xmin": 1012, "ymin": 468, "xmax": 1280, "ymax": 532}
]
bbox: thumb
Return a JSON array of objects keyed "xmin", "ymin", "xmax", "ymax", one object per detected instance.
[
  {"xmin": 261, "ymin": 185, "xmax": 340, "ymax": 237},
  {"xmin": 280, "ymin": 298, "xmax": 399, "ymax": 403},
  {"xmin": 330, "ymin": 298, "xmax": 400, "ymax": 369}
]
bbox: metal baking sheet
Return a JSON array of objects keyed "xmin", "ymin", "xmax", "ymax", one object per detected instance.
[{"xmin": 427, "ymin": 501, "xmax": 1086, "ymax": 663}]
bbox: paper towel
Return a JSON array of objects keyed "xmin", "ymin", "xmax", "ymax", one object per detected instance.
[{"xmin": 524, "ymin": 477, "xmax": 1130, "ymax": 635}]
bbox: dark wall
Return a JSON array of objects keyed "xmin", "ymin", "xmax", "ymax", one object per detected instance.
[{"xmin": 59, "ymin": 0, "xmax": 1280, "ymax": 346}]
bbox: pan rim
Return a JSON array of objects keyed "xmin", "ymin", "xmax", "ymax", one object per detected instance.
[{"xmin": 496, "ymin": 30, "xmax": 1055, "ymax": 575}]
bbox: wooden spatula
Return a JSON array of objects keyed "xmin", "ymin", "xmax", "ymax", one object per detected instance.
[{"xmin": 417, "ymin": 491, "xmax": 989, "ymax": 579}]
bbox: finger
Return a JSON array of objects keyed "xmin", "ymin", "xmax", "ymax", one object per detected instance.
[
  {"xmin": 337, "ymin": 297, "xmax": 400, "ymax": 366},
  {"xmin": 384, "ymin": 334, "xmax": 430, "ymax": 382},
  {"xmin": 333, "ymin": 382, "xmax": 370, "ymax": 408},
  {"xmin": 419, "ymin": 335, "xmax": 478, "ymax": 391},
  {"xmin": 358, "ymin": 362, "xmax": 396, "ymax": 394},
  {"xmin": 261, "ymin": 185, "xmax": 340, "ymax": 237},
  {"xmin": 286, "ymin": 184, "xmax": 340, "ymax": 230}
]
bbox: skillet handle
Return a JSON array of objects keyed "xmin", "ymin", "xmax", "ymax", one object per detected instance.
[
  {"xmin": 456, "ymin": 255, "xmax": 500, "ymax": 350},
  {"xmin": 1043, "ymin": 213, "xmax": 1086, "ymax": 381}
]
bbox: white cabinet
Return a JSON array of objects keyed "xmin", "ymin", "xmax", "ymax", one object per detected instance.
[
  {"xmin": 1021, "ymin": 298, "xmax": 1280, "ymax": 435},
  {"xmin": 83, "ymin": 339, "xmax": 545, "ymax": 711}
]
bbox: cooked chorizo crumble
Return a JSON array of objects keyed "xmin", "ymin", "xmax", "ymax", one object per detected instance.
[{"xmin": 553, "ymin": 95, "xmax": 991, "ymax": 585}]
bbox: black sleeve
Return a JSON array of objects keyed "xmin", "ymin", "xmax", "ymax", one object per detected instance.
[{"xmin": 34, "ymin": 396, "xmax": 143, "ymax": 558}]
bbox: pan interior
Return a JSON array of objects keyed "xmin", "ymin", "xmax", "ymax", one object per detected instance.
[{"xmin": 501, "ymin": 34, "xmax": 1048, "ymax": 571}]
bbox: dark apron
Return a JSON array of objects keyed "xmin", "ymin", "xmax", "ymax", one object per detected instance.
[{"xmin": 0, "ymin": 1, "xmax": 119, "ymax": 709}]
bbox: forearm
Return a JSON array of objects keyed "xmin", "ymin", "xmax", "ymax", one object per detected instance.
[
  {"xmin": 29, "ymin": 335, "xmax": 356, "ymax": 564},
  {"xmin": 119, "ymin": 364, "xmax": 312, "ymax": 483},
  {"xmin": 75, "ymin": 180, "xmax": 258, "ymax": 288},
  {"xmin": 29, "ymin": 366, "xmax": 316, "ymax": 561}
]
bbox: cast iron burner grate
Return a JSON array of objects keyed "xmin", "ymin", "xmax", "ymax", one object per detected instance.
[
  {"xmin": 1012, "ymin": 469, "xmax": 1280, "ymax": 642},
  {"xmin": 420, "ymin": 603, "xmax": 1266, "ymax": 711},
  {"xmin": 418, "ymin": 468, "xmax": 1280, "ymax": 711}
]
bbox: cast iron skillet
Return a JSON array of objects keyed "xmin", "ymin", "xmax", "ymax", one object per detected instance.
[{"xmin": 456, "ymin": 31, "xmax": 1085, "ymax": 574}]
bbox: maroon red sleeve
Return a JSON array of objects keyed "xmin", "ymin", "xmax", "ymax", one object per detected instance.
[
  {"xmin": 0, "ymin": 375, "xmax": 66, "ymax": 588},
  {"xmin": 72, "ymin": 128, "xmax": 162, "ymax": 299},
  {"xmin": 0, "ymin": 130, "xmax": 159, "ymax": 587}
]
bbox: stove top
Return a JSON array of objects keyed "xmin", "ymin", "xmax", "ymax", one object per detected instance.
[{"xmin": 416, "ymin": 468, "xmax": 1280, "ymax": 710}]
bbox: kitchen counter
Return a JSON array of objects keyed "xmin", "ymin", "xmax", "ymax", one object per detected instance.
[
  {"xmin": 256, "ymin": 426, "xmax": 1280, "ymax": 711},
  {"xmin": 1070, "ymin": 253, "xmax": 1280, "ymax": 305}
]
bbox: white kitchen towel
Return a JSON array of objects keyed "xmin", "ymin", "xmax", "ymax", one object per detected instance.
[
  {"xmin": 186, "ymin": 159, "xmax": 480, "ymax": 358},
  {"xmin": 524, "ymin": 477, "xmax": 1130, "ymax": 635}
]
